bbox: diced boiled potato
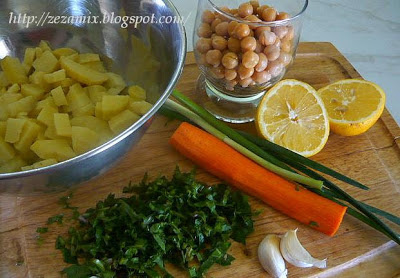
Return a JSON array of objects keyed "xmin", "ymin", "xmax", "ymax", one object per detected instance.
[
  {"xmin": 43, "ymin": 69, "xmax": 66, "ymax": 83},
  {"xmin": 72, "ymin": 103, "xmax": 94, "ymax": 117},
  {"xmin": 44, "ymin": 125, "xmax": 65, "ymax": 140},
  {"xmin": 24, "ymin": 48, "xmax": 36, "ymax": 66},
  {"xmin": 101, "ymin": 95, "xmax": 129, "ymax": 120},
  {"xmin": 54, "ymin": 113, "xmax": 72, "ymax": 137},
  {"xmin": 95, "ymin": 102, "xmax": 103, "ymax": 119},
  {"xmin": 0, "ymin": 156, "xmax": 26, "ymax": 173},
  {"xmin": 128, "ymin": 85, "xmax": 146, "ymax": 101},
  {"xmin": 52, "ymin": 48, "xmax": 78, "ymax": 58},
  {"xmin": 107, "ymin": 87, "xmax": 121, "ymax": 95},
  {"xmin": 32, "ymin": 50, "xmax": 59, "ymax": 73},
  {"xmin": 29, "ymin": 71, "xmax": 52, "ymax": 91},
  {"xmin": 60, "ymin": 56, "xmax": 108, "ymax": 85},
  {"xmin": 51, "ymin": 86, "xmax": 68, "ymax": 106},
  {"xmin": 66, "ymin": 83, "xmax": 91, "ymax": 112},
  {"xmin": 108, "ymin": 109, "xmax": 140, "ymax": 134},
  {"xmin": 32, "ymin": 96, "xmax": 57, "ymax": 116},
  {"xmin": 14, "ymin": 120, "xmax": 42, "ymax": 153},
  {"xmin": 22, "ymin": 63, "xmax": 32, "ymax": 75},
  {"xmin": 87, "ymin": 85, "xmax": 106, "ymax": 103},
  {"xmin": 0, "ymin": 72, "xmax": 10, "ymax": 87},
  {"xmin": 31, "ymin": 139, "xmax": 76, "ymax": 161},
  {"xmin": 78, "ymin": 53, "xmax": 100, "ymax": 64},
  {"xmin": 1, "ymin": 56, "xmax": 28, "ymax": 84},
  {"xmin": 71, "ymin": 126, "xmax": 99, "ymax": 155},
  {"xmin": 56, "ymin": 78, "xmax": 76, "ymax": 89},
  {"xmin": 21, "ymin": 83, "xmax": 45, "ymax": 100},
  {"xmin": 35, "ymin": 47, "xmax": 43, "ymax": 58},
  {"xmin": 129, "ymin": 100, "xmax": 153, "ymax": 116},
  {"xmin": 39, "ymin": 40, "xmax": 52, "ymax": 52},
  {"xmin": 0, "ymin": 103, "xmax": 9, "ymax": 121},
  {"xmin": 70, "ymin": 115, "xmax": 112, "ymax": 142},
  {"xmin": 0, "ymin": 121, "xmax": 6, "ymax": 137},
  {"xmin": 1, "ymin": 92, "xmax": 23, "ymax": 104},
  {"xmin": 4, "ymin": 118, "xmax": 26, "ymax": 143},
  {"xmin": 104, "ymin": 72, "xmax": 126, "ymax": 92},
  {"xmin": 37, "ymin": 105, "xmax": 58, "ymax": 126},
  {"xmin": 83, "ymin": 61, "xmax": 106, "ymax": 73},
  {"xmin": 21, "ymin": 158, "xmax": 58, "ymax": 171},
  {"xmin": 7, "ymin": 96, "xmax": 36, "ymax": 117},
  {"xmin": 0, "ymin": 137, "xmax": 15, "ymax": 164},
  {"xmin": 7, "ymin": 83, "xmax": 20, "ymax": 94}
]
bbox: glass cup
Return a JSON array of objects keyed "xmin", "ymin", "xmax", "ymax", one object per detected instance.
[{"xmin": 193, "ymin": 0, "xmax": 308, "ymax": 123}]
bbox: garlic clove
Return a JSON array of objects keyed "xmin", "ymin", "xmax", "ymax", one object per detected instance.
[
  {"xmin": 258, "ymin": 234, "xmax": 288, "ymax": 278},
  {"xmin": 280, "ymin": 229, "xmax": 327, "ymax": 269}
]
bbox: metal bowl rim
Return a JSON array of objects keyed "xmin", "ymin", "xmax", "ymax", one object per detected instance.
[{"xmin": 0, "ymin": 0, "xmax": 187, "ymax": 181}]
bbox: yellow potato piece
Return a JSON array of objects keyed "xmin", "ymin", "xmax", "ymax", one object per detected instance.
[
  {"xmin": 32, "ymin": 50, "xmax": 59, "ymax": 73},
  {"xmin": 31, "ymin": 139, "xmax": 76, "ymax": 161},
  {"xmin": 109, "ymin": 109, "xmax": 140, "ymax": 134},
  {"xmin": 0, "ymin": 137, "xmax": 16, "ymax": 164},
  {"xmin": 71, "ymin": 126, "xmax": 99, "ymax": 155},
  {"xmin": 60, "ymin": 56, "xmax": 108, "ymax": 85},
  {"xmin": 1, "ymin": 56, "xmax": 28, "ymax": 84},
  {"xmin": 5, "ymin": 118, "xmax": 26, "ymax": 143}
]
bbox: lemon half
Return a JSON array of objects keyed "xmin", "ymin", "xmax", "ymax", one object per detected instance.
[
  {"xmin": 317, "ymin": 79, "xmax": 386, "ymax": 136},
  {"xmin": 256, "ymin": 79, "xmax": 330, "ymax": 157}
]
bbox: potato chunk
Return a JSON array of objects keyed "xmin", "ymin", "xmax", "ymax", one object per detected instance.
[
  {"xmin": 43, "ymin": 69, "xmax": 66, "ymax": 83},
  {"xmin": 32, "ymin": 50, "xmax": 59, "ymax": 73},
  {"xmin": 7, "ymin": 96, "xmax": 36, "ymax": 117},
  {"xmin": 71, "ymin": 126, "xmax": 99, "ymax": 155},
  {"xmin": 5, "ymin": 118, "xmax": 26, "ymax": 143},
  {"xmin": 101, "ymin": 95, "xmax": 129, "ymax": 120},
  {"xmin": 0, "ymin": 156, "xmax": 26, "ymax": 173},
  {"xmin": 0, "ymin": 137, "xmax": 15, "ymax": 164},
  {"xmin": 1, "ymin": 56, "xmax": 28, "ymax": 84},
  {"xmin": 31, "ymin": 139, "xmax": 76, "ymax": 161},
  {"xmin": 50, "ymin": 86, "xmax": 68, "ymax": 106},
  {"xmin": 21, "ymin": 84, "xmax": 45, "ymax": 100},
  {"xmin": 109, "ymin": 110, "xmax": 140, "ymax": 134},
  {"xmin": 54, "ymin": 113, "xmax": 72, "ymax": 137},
  {"xmin": 14, "ymin": 120, "xmax": 42, "ymax": 153},
  {"xmin": 60, "ymin": 56, "xmax": 108, "ymax": 85}
]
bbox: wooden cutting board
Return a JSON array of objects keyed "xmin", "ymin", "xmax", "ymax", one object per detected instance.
[{"xmin": 1, "ymin": 42, "xmax": 399, "ymax": 277}]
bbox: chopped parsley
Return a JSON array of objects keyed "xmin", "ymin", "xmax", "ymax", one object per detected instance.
[{"xmin": 56, "ymin": 167, "xmax": 254, "ymax": 277}]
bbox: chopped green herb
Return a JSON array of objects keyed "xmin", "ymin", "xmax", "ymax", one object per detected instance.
[
  {"xmin": 309, "ymin": 221, "xmax": 320, "ymax": 228},
  {"xmin": 36, "ymin": 227, "xmax": 48, "ymax": 234},
  {"xmin": 56, "ymin": 167, "xmax": 254, "ymax": 277},
  {"xmin": 47, "ymin": 214, "xmax": 64, "ymax": 225}
]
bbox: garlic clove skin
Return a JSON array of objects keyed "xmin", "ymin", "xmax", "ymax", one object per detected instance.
[
  {"xmin": 280, "ymin": 229, "xmax": 327, "ymax": 269},
  {"xmin": 258, "ymin": 234, "xmax": 288, "ymax": 278}
]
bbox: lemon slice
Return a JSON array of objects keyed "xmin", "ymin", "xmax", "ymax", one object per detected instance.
[
  {"xmin": 255, "ymin": 79, "xmax": 330, "ymax": 157},
  {"xmin": 317, "ymin": 79, "xmax": 386, "ymax": 136}
]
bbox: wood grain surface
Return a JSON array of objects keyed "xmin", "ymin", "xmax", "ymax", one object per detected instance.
[{"xmin": 0, "ymin": 42, "xmax": 399, "ymax": 278}]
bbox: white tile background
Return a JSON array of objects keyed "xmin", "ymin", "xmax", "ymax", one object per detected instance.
[{"xmin": 172, "ymin": 0, "xmax": 400, "ymax": 124}]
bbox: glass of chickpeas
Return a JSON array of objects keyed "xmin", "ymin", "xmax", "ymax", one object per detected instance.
[{"xmin": 193, "ymin": 0, "xmax": 308, "ymax": 123}]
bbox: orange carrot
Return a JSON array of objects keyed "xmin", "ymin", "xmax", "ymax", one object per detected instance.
[{"xmin": 170, "ymin": 122, "xmax": 347, "ymax": 236}]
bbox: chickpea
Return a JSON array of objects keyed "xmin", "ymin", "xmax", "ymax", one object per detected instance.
[
  {"xmin": 197, "ymin": 23, "xmax": 213, "ymax": 38},
  {"xmin": 212, "ymin": 35, "xmax": 228, "ymax": 51},
  {"xmin": 215, "ymin": 21, "xmax": 229, "ymax": 37},
  {"xmin": 264, "ymin": 45, "xmax": 280, "ymax": 61},
  {"xmin": 238, "ymin": 64, "xmax": 254, "ymax": 79},
  {"xmin": 240, "ymin": 36, "xmax": 257, "ymax": 52},
  {"xmin": 209, "ymin": 66, "xmax": 225, "ymax": 79},
  {"xmin": 230, "ymin": 8, "xmax": 239, "ymax": 16},
  {"xmin": 239, "ymin": 77, "xmax": 253, "ymax": 88},
  {"xmin": 286, "ymin": 26, "xmax": 295, "ymax": 40},
  {"xmin": 202, "ymin": 10, "xmax": 215, "ymax": 24},
  {"xmin": 211, "ymin": 18, "xmax": 222, "ymax": 32},
  {"xmin": 228, "ymin": 37, "xmax": 241, "ymax": 53},
  {"xmin": 273, "ymin": 37, "xmax": 282, "ymax": 48},
  {"xmin": 206, "ymin": 49, "xmax": 223, "ymax": 67},
  {"xmin": 252, "ymin": 71, "xmax": 271, "ymax": 84},
  {"xmin": 221, "ymin": 52, "xmax": 239, "ymax": 69},
  {"xmin": 257, "ymin": 5, "xmax": 269, "ymax": 17},
  {"xmin": 255, "ymin": 26, "xmax": 271, "ymax": 38},
  {"xmin": 273, "ymin": 26, "xmax": 288, "ymax": 39},
  {"xmin": 259, "ymin": 30, "xmax": 277, "ymax": 46},
  {"xmin": 242, "ymin": 51, "xmax": 259, "ymax": 69},
  {"xmin": 233, "ymin": 23, "xmax": 251, "ymax": 39},
  {"xmin": 238, "ymin": 2, "xmax": 254, "ymax": 18},
  {"xmin": 276, "ymin": 12, "xmax": 290, "ymax": 20},
  {"xmin": 250, "ymin": 0, "xmax": 260, "ymax": 11},
  {"xmin": 254, "ymin": 40, "xmax": 263, "ymax": 53},
  {"xmin": 255, "ymin": 52, "xmax": 268, "ymax": 72},
  {"xmin": 198, "ymin": 53, "xmax": 207, "ymax": 65},
  {"xmin": 224, "ymin": 68, "xmax": 238, "ymax": 80},
  {"xmin": 196, "ymin": 38, "xmax": 212, "ymax": 54},
  {"xmin": 278, "ymin": 52, "xmax": 292, "ymax": 66},
  {"xmin": 266, "ymin": 60, "xmax": 284, "ymax": 77},
  {"xmin": 225, "ymin": 79, "xmax": 238, "ymax": 91},
  {"xmin": 244, "ymin": 15, "xmax": 261, "ymax": 30},
  {"xmin": 281, "ymin": 38, "xmax": 292, "ymax": 52},
  {"xmin": 262, "ymin": 7, "xmax": 277, "ymax": 22},
  {"xmin": 217, "ymin": 6, "xmax": 231, "ymax": 21},
  {"xmin": 228, "ymin": 21, "xmax": 239, "ymax": 36}
]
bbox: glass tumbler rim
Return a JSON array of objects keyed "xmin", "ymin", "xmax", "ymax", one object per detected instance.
[{"xmin": 205, "ymin": 0, "xmax": 308, "ymax": 26}]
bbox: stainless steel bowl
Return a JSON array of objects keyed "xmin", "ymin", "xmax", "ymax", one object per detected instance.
[{"xmin": 0, "ymin": 0, "xmax": 186, "ymax": 193}]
